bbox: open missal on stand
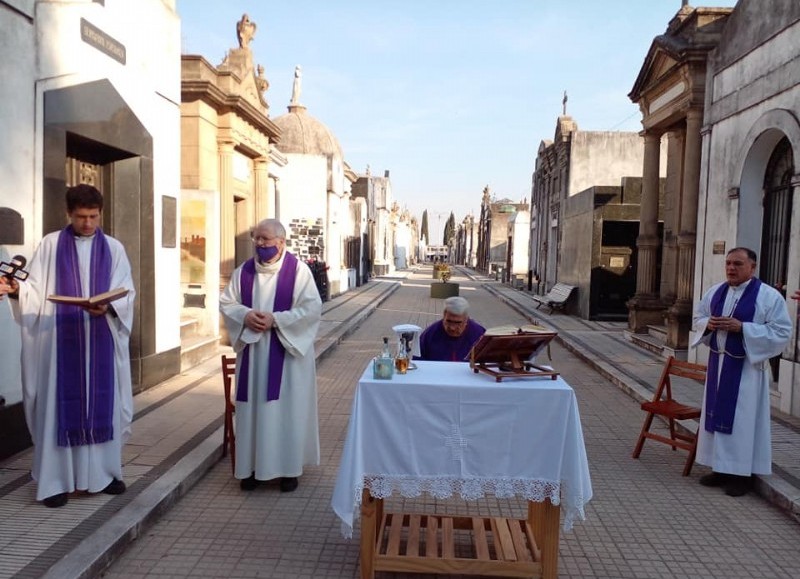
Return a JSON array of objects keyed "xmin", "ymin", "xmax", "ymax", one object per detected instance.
[
  {"xmin": 47, "ymin": 287, "xmax": 129, "ymax": 307},
  {"xmin": 468, "ymin": 323, "xmax": 559, "ymax": 382}
]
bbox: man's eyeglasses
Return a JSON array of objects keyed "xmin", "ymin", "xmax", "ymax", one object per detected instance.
[
  {"xmin": 443, "ymin": 317, "xmax": 467, "ymax": 326},
  {"xmin": 251, "ymin": 236, "xmax": 278, "ymax": 245}
]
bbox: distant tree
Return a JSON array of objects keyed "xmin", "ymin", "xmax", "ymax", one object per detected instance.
[
  {"xmin": 420, "ymin": 210, "xmax": 429, "ymax": 244},
  {"xmin": 443, "ymin": 212, "xmax": 456, "ymax": 245}
]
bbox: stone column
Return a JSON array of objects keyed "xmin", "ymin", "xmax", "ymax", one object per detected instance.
[
  {"xmin": 628, "ymin": 131, "xmax": 665, "ymax": 332},
  {"xmin": 667, "ymin": 109, "xmax": 703, "ymax": 350},
  {"xmin": 268, "ymin": 174, "xmax": 280, "ymax": 221},
  {"xmin": 661, "ymin": 130, "xmax": 684, "ymax": 303},
  {"xmin": 218, "ymin": 139, "xmax": 235, "ymax": 285},
  {"xmin": 253, "ymin": 157, "xmax": 270, "ymax": 220}
]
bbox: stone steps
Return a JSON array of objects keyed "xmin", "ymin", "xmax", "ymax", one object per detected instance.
[{"xmin": 180, "ymin": 317, "xmax": 219, "ymax": 372}]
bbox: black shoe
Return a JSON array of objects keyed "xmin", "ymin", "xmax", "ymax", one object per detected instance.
[
  {"xmin": 102, "ymin": 479, "xmax": 127, "ymax": 495},
  {"xmin": 699, "ymin": 472, "xmax": 729, "ymax": 487},
  {"xmin": 279, "ymin": 477, "xmax": 298, "ymax": 493},
  {"xmin": 240, "ymin": 474, "xmax": 258, "ymax": 491},
  {"xmin": 43, "ymin": 493, "xmax": 69, "ymax": 508},
  {"xmin": 724, "ymin": 475, "xmax": 753, "ymax": 497}
]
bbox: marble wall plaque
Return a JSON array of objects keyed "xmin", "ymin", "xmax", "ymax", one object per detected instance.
[{"xmin": 162, "ymin": 196, "xmax": 176, "ymax": 248}]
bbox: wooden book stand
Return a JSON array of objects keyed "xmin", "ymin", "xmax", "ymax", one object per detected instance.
[{"xmin": 469, "ymin": 325, "xmax": 558, "ymax": 382}]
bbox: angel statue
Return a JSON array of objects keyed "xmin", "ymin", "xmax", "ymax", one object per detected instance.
[{"xmin": 236, "ymin": 14, "xmax": 257, "ymax": 49}]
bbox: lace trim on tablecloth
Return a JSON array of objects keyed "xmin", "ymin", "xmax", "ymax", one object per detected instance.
[{"xmin": 340, "ymin": 474, "xmax": 588, "ymax": 538}]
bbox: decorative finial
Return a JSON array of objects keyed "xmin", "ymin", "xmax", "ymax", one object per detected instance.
[
  {"xmin": 236, "ymin": 14, "xmax": 257, "ymax": 49},
  {"xmin": 290, "ymin": 65, "xmax": 302, "ymax": 105},
  {"xmin": 562, "ymin": 90, "xmax": 568, "ymax": 116}
]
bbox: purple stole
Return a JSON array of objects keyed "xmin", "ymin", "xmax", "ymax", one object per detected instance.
[
  {"xmin": 55, "ymin": 225, "xmax": 115, "ymax": 447},
  {"xmin": 236, "ymin": 252, "xmax": 298, "ymax": 402},
  {"xmin": 705, "ymin": 278, "xmax": 761, "ymax": 434}
]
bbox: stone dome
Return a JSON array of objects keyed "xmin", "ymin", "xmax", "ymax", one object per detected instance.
[{"xmin": 272, "ymin": 104, "xmax": 343, "ymax": 158}]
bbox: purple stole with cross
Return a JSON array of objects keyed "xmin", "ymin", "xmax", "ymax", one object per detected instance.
[
  {"xmin": 705, "ymin": 278, "xmax": 761, "ymax": 434},
  {"xmin": 236, "ymin": 252, "xmax": 298, "ymax": 402},
  {"xmin": 55, "ymin": 225, "xmax": 115, "ymax": 447}
]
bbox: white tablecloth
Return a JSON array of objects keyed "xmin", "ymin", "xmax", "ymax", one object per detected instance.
[{"xmin": 331, "ymin": 361, "xmax": 592, "ymax": 538}]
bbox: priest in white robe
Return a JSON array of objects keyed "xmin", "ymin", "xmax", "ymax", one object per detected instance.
[
  {"xmin": 219, "ymin": 218, "xmax": 321, "ymax": 492},
  {"xmin": 692, "ymin": 247, "xmax": 791, "ymax": 497},
  {"xmin": 4, "ymin": 184, "xmax": 135, "ymax": 508}
]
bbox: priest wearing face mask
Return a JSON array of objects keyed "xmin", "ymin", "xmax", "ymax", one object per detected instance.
[{"xmin": 220, "ymin": 219, "xmax": 322, "ymax": 493}]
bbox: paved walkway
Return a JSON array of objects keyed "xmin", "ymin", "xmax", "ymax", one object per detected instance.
[
  {"xmin": 477, "ymin": 269, "xmax": 800, "ymax": 520},
  {"xmin": 1, "ymin": 265, "xmax": 799, "ymax": 578}
]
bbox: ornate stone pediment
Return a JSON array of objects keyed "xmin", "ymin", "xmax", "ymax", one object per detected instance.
[
  {"xmin": 218, "ymin": 14, "xmax": 270, "ymax": 113},
  {"xmin": 650, "ymin": 51, "xmax": 680, "ymax": 85},
  {"xmin": 629, "ymin": 6, "xmax": 732, "ymax": 128}
]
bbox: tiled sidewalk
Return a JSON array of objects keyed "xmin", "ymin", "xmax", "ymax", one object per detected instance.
[
  {"xmin": 0, "ymin": 278, "xmax": 400, "ymax": 579},
  {"xmin": 104, "ymin": 266, "xmax": 800, "ymax": 578},
  {"xmin": 2, "ymin": 265, "xmax": 800, "ymax": 578},
  {"xmin": 482, "ymin": 272, "xmax": 800, "ymax": 522}
]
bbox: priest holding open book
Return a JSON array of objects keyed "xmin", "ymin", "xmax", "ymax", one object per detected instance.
[{"xmin": 1, "ymin": 184, "xmax": 135, "ymax": 508}]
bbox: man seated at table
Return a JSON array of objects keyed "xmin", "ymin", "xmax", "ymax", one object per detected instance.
[{"xmin": 418, "ymin": 296, "xmax": 486, "ymax": 362}]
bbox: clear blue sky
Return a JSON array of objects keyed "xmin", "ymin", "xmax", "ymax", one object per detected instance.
[{"xmin": 178, "ymin": 0, "xmax": 738, "ymax": 241}]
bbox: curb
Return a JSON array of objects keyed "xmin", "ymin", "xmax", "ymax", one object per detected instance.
[
  {"xmin": 43, "ymin": 279, "xmax": 400, "ymax": 579},
  {"xmin": 315, "ymin": 281, "xmax": 400, "ymax": 361},
  {"xmin": 41, "ymin": 426, "xmax": 224, "ymax": 579}
]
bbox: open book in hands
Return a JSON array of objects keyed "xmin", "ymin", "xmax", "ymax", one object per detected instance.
[{"xmin": 47, "ymin": 287, "xmax": 129, "ymax": 307}]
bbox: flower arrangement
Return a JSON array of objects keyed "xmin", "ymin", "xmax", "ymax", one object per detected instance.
[
  {"xmin": 432, "ymin": 262, "xmax": 450, "ymax": 280},
  {"xmin": 430, "ymin": 264, "xmax": 458, "ymax": 298}
]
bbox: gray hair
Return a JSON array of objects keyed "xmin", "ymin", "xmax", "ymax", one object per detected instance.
[
  {"xmin": 253, "ymin": 218, "xmax": 286, "ymax": 239},
  {"xmin": 443, "ymin": 296, "xmax": 469, "ymax": 316}
]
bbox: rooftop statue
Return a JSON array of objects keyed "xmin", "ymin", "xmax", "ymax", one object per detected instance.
[
  {"xmin": 291, "ymin": 65, "xmax": 302, "ymax": 105},
  {"xmin": 256, "ymin": 64, "xmax": 269, "ymax": 94},
  {"xmin": 236, "ymin": 14, "xmax": 257, "ymax": 49}
]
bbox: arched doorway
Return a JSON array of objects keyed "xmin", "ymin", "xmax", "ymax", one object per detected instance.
[
  {"xmin": 759, "ymin": 136, "xmax": 794, "ymax": 292},
  {"xmin": 759, "ymin": 136, "xmax": 794, "ymax": 384}
]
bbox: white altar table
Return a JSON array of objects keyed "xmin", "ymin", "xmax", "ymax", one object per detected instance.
[{"xmin": 331, "ymin": 360, "xmax": 592, "ymax": 578}]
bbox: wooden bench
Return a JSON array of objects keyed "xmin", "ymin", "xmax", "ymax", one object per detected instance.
[{"xmin": 531, "ymin": 283, "xmax": 576, "ymax": 314}]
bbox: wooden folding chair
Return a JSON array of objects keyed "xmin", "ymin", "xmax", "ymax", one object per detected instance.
[
  {"xmin": 221, "ymin": 354, "xmax": 237, "ymax": 474},
  {"xmin": 632, "ymin": 356, "xmax": 706, "ymax": 476}
]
